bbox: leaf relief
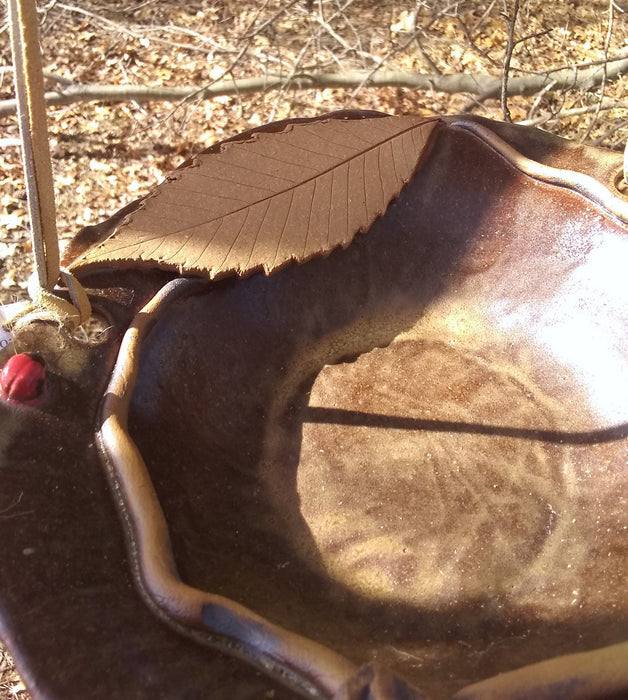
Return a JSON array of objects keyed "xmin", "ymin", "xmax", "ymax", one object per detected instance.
[{"xmin": 66, "ymin": 113, "xmax": 441, "ymax": 279}]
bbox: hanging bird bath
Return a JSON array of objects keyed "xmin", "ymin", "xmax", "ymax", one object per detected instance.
[{"xmin": 1, "ymin": 111, "xmax": 627, "ymax": 699}]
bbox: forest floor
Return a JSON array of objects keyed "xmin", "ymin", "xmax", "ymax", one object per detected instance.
[{"xmin": 1, "ymin": 0, "xmax": 628, "ymax": 697}]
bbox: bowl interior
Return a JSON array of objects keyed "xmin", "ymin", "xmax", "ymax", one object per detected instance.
[{"xmin": 128, "ymin": 129, "xmax": 628, "ymax": 697}]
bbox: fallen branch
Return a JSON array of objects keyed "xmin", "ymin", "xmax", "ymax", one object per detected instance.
[{"xmin": 2, "ymin": 55, "xmax": 628, "ymax": 118}]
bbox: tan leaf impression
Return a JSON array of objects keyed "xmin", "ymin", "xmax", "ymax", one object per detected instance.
[{"xmin": 67, "ymin": 113, "xmax": 441, "ymax": 279}]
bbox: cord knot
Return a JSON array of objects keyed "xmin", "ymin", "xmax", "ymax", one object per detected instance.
[{"xmin": 4, "ymin": 269, "xmax": 92, "ymax": 332}]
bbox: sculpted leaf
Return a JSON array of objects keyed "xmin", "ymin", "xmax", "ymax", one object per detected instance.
[{"xmin": 67, "ymin": 113, "xmax": 441, "ymax": 278}]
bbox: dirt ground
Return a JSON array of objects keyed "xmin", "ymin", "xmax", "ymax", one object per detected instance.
[{"xmin": 1, "ymin": 0, "xmax": 627, "ymax": 696}]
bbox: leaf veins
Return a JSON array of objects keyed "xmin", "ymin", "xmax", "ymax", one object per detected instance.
[{"xmin": 67, "ymin": 113, "xmax": 441, "ymax": 279}]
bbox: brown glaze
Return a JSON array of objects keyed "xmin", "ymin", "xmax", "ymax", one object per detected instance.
[
  {"xmin": 1, "ymin": 114, "xmax": 627, "ymax": 698},
  {"xmin": 99, "ymin": 277, "xmax": 357, "ymax": 697}
]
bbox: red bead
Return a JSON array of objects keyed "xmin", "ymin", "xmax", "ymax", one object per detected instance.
[{"xmin": 0, "ymin": 354, "xmax": 46, "ymax": 404}]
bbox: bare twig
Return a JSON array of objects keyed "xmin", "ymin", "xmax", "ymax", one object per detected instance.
[
  {"xmin": 269, "ymin": 36, "xmax": 315, "ymax": 121},
  {"xmin": 527, "ymin": 51, "xmax": 628, "ymax": 74},
  {"xmin": 55, "ymin": 3, "xmax": 232, "ymax": 55},
  {"xmin": 472, "ymin": 0, "xmax": 498, "ymax": 34},
  {"xmin": 0, "ymin": 66, "xmax": 74, "ymax": 86},
  {"xmin": 593, "ymin": 117, "xmax": 628, "ymax": 147},
  {"xmin": 411, "ymin": 2, "xmax": 442, "ymax": 74},
  {"xmin": 518, "ymin": 98, "xmax": 628, "ymax": 126},
  {"xmin": 344, "ymin": 26, "xmax": 438, "ymax": 107},
  {"xmin": 501, "ymin": 0, "xmax": 520, "ymax": 122},
  {"xmin": 153, "ymin": 36, "xmax": 254, "ymax": 126},
  {"xmin": 581, "ymin": 0, "xmax": 615, "ymax": 142},
  {"xmin": 242, "ymin": 0, "xmax": 302, "ymax": 39},
  {"xmin": 526, "ymin": 80, "xmax": 558, "ymax": 121}
]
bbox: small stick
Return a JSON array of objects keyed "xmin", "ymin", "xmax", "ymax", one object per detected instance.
[{"xmin": 501, "ymin": 0, "xmax": 520, "ymax": 123}]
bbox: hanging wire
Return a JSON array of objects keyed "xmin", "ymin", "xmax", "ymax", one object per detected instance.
[{"xmin": 6, "ymin": 0, "xmax": 91, "ymax": 329}]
